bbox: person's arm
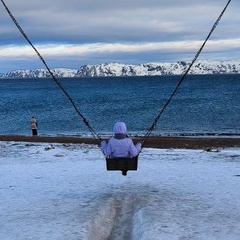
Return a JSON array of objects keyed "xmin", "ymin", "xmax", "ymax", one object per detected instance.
[
  {"xmin": 129, "ymin": 140, "xmax": 141, "ymax": 157},
  {"xmin": 101, "ymin": 140, "xmax": 112, "ymax": 156}
]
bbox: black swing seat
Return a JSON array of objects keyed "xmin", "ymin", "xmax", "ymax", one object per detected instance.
[{"xmin": 106, "ymin": 156, "xmax": 138, "ymax": 175}]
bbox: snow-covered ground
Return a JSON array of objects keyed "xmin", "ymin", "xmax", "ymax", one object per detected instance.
[{"xmin": 0, "ymin": 141, "xmax": 240, "ymax": 240}]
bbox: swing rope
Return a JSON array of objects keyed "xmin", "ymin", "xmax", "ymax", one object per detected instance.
[
  {"xmin": 1, "ymin": 0, "xmax": 232, "ymax": 150},
  {"xmin": 141, "ymin": 0, "xmax": 232, "ymax": 149},
  {"xmin": 0, "ymin": 0, "xmax": 101, "ymax": 141}
]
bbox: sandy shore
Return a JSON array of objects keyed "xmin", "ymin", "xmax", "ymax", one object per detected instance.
[{"xmin": 0, "ymin": 135, "xmax": 239, "ymax": 149}]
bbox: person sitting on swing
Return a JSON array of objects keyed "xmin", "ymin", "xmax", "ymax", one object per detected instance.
[{"xmin": 101, "ymin": 122, "xmax": 141, "ymax": 158}]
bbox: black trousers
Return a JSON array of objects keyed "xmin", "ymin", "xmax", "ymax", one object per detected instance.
[{"xmin": 32, "ymin": 129, "xmax": 38, "ymax": 136}]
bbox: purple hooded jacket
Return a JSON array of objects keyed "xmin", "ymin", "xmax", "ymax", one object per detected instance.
[{"xmin": 101, "ymin": 122, "xmax": 141, "ymax": 158}]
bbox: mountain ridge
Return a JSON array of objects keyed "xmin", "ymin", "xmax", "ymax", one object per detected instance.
[{"xmin": 1, "ymin": 60, "xmax": 240, "ymax": 78}]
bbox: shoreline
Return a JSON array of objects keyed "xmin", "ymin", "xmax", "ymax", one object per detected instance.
[{"xmin": 0, "ymin": 135, "xmax": 239, "ymax": 149}]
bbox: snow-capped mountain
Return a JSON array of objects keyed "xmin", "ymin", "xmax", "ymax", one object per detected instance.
[
  {"xmin": 1, "ymin": 60, "xmax": 240, "ymax": 78},
  {"xmin": 4, "ymin": 68, "xmax": 78, "ymax": 78},
  {"xmin": 0, "ymin": 73, "xmax": 5, "ymax": 78}
]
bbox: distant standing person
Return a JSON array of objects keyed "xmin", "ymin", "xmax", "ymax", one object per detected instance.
[{"xmin": 30, "ymin": 116, "xmax": 38, "ymax": 136}]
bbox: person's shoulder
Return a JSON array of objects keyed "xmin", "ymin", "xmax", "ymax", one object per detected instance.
[
  {"xmin": 108, "ymin": 137, "xmax": 115, "ymax": 142},
  {"xmin": 125, "ymin": 137, "xmax": 133, "ymax": 143}
]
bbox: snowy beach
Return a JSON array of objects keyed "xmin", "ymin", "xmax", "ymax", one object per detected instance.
[{"xmin": 0, "ymin": 141, "xmax": 240, "ymax": 239}]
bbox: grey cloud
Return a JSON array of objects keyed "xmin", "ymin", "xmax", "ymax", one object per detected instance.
[
  {"xmin": 1, "ymin": 0, "xmax": 238, "ymax": 44},
  {"xmin": 0, "ymin": 0, "xmax": 239, "ymax": 72}
]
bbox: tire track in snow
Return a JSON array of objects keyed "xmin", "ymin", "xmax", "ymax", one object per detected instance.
[
  {"xmin": 83, "ymin": 188, "xmax": 158, "ymax": 240},
  {"xmin": 106, "ymin": 194, "xmax": 138, "ymax": 240},
  {"xmin": 84, "ymin": 194, "xmax": 139, "ymax": 240}
]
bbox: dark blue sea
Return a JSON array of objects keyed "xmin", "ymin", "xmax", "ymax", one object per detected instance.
[{"xmin": 1, "ymin": 74, "xmax": 240, "ymax": 137}]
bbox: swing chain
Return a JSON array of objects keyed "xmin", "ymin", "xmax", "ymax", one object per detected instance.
[
  {"xmin": 1, "ymin": 0, "xmax": 101, "ymax": 142},
  {"xmin": 141, "ymin": 0, "xmax": 232, "ymax": 149},
  {"xmin": 1, "ymin": 0, "xmax": 232, "ymax": 149}
]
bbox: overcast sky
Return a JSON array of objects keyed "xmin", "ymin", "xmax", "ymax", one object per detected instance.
[{"xmin": 0, "ymin": 0, "xmax": 239, "ymax": 73}]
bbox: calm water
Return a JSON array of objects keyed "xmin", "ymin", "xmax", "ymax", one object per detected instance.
[{"xmin": 0, "ymin": 74, "xmax": 240, "ymax": 137}]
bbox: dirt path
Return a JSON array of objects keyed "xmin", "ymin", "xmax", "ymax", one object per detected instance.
[{"xmin": 0, "ymin": 134, "xmax": 239, "ymax": 149}]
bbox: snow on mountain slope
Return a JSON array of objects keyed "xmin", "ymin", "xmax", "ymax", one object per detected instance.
[{"xmin": 1, "ymin": 60, "xmax": 240, "ymax": 78}]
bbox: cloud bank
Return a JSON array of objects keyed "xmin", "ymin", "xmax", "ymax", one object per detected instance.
[{"xmin": 0, "ymin": 0, "xmax": 239, "ymax": 72}]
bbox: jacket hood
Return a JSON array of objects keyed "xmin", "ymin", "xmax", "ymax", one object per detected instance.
[{"xmin": 113, "ymin": 122, "xmax": 127, "ymax": 134}]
